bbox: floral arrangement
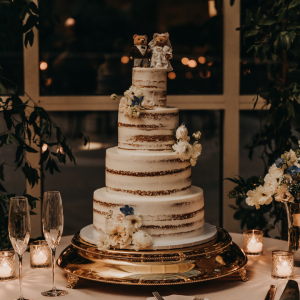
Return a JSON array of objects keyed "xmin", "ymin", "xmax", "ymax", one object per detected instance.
[
  {"xmin": 172, "ymin": 124, "xmax": 202, "ymax": 166},
  {"xmin": 111, "ymin": 86, "xmax": 155, "ymax": 118},
  {"xmin": 96, "ymin": 205, "xmax": 153, "ymax": 251},
  {"xmin": 245, "ymin": 148, "xmax": 300, "ymax": 210}
]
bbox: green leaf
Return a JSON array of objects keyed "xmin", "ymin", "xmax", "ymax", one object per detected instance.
[
  {"xmin": 10, "ymin": 134, "xmax": 20, "ymax": 146},
  {"xmin": 0, "ymin": 81, "xmax": 7, "ymax": 93},
  {"xmin": 22, "ymin": 14, "xmax": 38, "ymax": 33},
  {"xmin": 288, "ymin": 0, "xmax": 300, "ymax": 9},
  {"xmin": 277, "ymin": 7, "xmax": 287, "ymax": 22},
  {"xmin": 29, "ymin": 111, "xmax": 38, "ymax": 125},
  {"xmin": 15, "ymin": 146, "xmax": 23, "ymax": 163},
  {"xmin": 25, "ymin": 30, "xmax": 34, "ymax": 48},
  {"xmin": 258, "ymin": 18, "xmax": 277, "ymax": 26},
  {"xmin": 40, "ymin": 121, "xmax": 49, "ymax": 136},
  {"xmin": 15, "ymin": 123, "xmax": 25, "ymax": 137},
  {"xmin": 244, "ymin": 30, "xmax": 260, "ymax": 38},
  {"xmin": 29, "ymin": 2, "xmax": 39, "ymax": 14}
]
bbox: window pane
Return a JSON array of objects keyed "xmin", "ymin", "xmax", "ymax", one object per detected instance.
[
  {"xmin": 44, "ymin": 110, "xmax": 220, "ymax": 235},
  {"xmin": 39, "ymin": 0, "xmax": 223, "ymax": 96},
  {"xmin": 240, "ymin": 1, "xmax": 269, "ymax": 95}
]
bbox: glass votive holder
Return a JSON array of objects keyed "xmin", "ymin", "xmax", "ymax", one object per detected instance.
[
  {"xmin": 243, "ymin": 229, "xmax": 263, "ymax": 255},
  {"xmin": 30, "ymin": 240, "xmax": 51, "ymax": 269},
  {"xmin": 0, "ymin": 251, "xmax": 16, "ymax": 281},
  {"xmin": 271, "ymin": 250, "xmax": 294, "ymax": 279}
]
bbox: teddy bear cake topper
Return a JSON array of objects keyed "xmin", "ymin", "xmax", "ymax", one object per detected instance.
[{"xmin": 129, "ymin": 32, "xmax": 173, "ymax": 72}]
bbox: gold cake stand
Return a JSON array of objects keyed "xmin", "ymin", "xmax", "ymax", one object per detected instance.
[{"xmin": 57, "ymin": 227, "xmax": 248, "ymax": 288}]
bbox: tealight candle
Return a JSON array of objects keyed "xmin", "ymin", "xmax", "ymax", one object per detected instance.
[
  {"xmin": 271, "ymin": 250, "xmax": 294, "ymax": 279},
  {"xmin": 30, "ymin": 240, "xmax": 51, "ymax": 269},
  {"xmin": 0, "ymin": 251, "xmax": 16, "ymax": 281},
  {"xmin": 243, "ymin": 229, "xmax": 263, "ymax": 255}
]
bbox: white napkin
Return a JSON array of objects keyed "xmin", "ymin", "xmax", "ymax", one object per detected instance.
[{"xmin": 147, "ymin": 295, "xmax": 209, "ymax": 300}]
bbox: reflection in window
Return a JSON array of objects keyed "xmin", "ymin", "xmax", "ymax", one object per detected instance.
[
  {"xmin": 43, "ymin": 110, "xmax": 220, "ymax": 235},
  {"xmin": 39, "ymin": 0, "xmax": 223, "ymax": 96}
]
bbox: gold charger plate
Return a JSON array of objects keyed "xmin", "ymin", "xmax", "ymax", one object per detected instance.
[{"xmin": 57, "ymin": 227, "xmax": 248, "ymax": 287}]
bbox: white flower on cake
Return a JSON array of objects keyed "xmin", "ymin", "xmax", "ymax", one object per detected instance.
[
  {"xmin": 107, "ymin": 223, "xmax": 132, "ymax": 248},
  {"xmin": 274, "ymin": 184, "xmax": 294, "ymax": 203},
  {"xmin": 192, "ymin": 131, "xmax": 202, "ymax": 140},
  {"xmin": 141, "ymin": 98, "xmax": 155, "ymax": 109},
  {"xmin": 173, "ymin": 140, "xmax": 193, "ymax": 161},
  {"xmin": 115, "ymin": 213, "xmax": 125, "ymax": 223},
  {"xmin": 128, "ymin": 106, "xmax": 140, "ymax": 118},
  {"xmin": 119, "ymin": 97, "xmax": 130, "ymax": 115},
  {"xmin": 124, "ymin": 213, "xmax": 142, "ymax": 233},
  {"xmin": 176, "ymin": 124, "xmax": 190, "ymax": 141},
  {"xmin": 132, "ymin": 230, "xmax": 153, "ymax": 251},
  {"xmin": 246, "ymin": 185, "xmax": 273, "ymax": 209},
  {"xmin": 96, "ymin": 232, "xmax": 111, "ymax": 250}
]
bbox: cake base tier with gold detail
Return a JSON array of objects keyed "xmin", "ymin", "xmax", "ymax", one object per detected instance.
[{"xmin": 57, "ymin": 227, "xmax": 248, "ymax": 287}]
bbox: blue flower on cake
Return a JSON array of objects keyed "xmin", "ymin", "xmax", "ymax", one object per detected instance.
[
  {"xmin": 275, "ymin": 158, "xmax": 284, "ymax": 168},
  {"xmin": 120, "ymin": 205, "xmax": 134, "ymax": 216},
  {"xmin": 173, "ymin": 124, "xmax": 202, "ymax": 167},
  {"xmin": 287, "ymin": 165, "xmax": 300, "ymax": 176}
]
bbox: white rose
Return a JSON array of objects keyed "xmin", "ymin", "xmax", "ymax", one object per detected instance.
[
  {"xmin": 106, "ymin": 223, "xmax": 131, "ymax": 248},
  {"xmin": 120, "ymin": 96, "xmax": 131, "ymax": 105},
  {"xmin": 173, "ymin": 140, "xmax": 193, "ymax": 161},
  {"xmin": 176, "ymin": 124, "xmax": 190, "ymax": 141},
  {"xmin": 286, "ymin": 149, "xmax": 297, "ymax": 167},
  {"xmin": 134, "ymin": 89, "xmax": 143, "ymax": 98},
  {"xmin": 132, "ymin": 230, "xmax": 153, "ymax": 251},
  {"xmin": 274, "ymin": 184, "xmax": 294, "ymax": 203},
  {"xmin": 192, "ymin": 131, "xmax": 201, "ymax": 140},
  {"xmin": 263, "ymin": 174, "xmax": 278, "ymax": 194},
  {"xmin": 96, "ymin": 232, "xmax": 110, "ymax": 250},
  {"xmin": 141, "ymin": 99, "xmax": 155, "ymax": 109},
  {"xmin": 192, "ymin": 141, "xmax": 202, "ymax": 159},
  {"xmin": 119, "ymin": 103, "xmax": 129, "ymax": 115},
  {"xmin": 123, "ymin": 214, "xmax": 143, "ymax": 233},
  {"xmin": 124, "ymin": 86, "xmax": 137, "ymax": 100},
  {"xmin": 268, "ymin": 164, "xmax": 284, "ymax": 179},
  {"xmin": 128, "ymin": 106, "xmax": 140, "ymax": 118},
  {"xmin": 246, "ymin": 185, "xmax": 273, "ymax": 209}
]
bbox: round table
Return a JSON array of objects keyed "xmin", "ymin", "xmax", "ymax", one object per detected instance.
[{"xmin": 1, "ymin": 233, "xmax": 299, "ymax": 300}]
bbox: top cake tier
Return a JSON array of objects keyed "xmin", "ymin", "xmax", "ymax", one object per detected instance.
[{"xmin": 132, "ymin": 67, "xmax": 167, "ymax": 107}]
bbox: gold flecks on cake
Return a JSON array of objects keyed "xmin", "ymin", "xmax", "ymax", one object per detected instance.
[
  {"xmin": 105, "ymin": 166, "xmax": 190, "ymax": 177},
  {"xmin": 118, "ymin": 122, "xmax": 163, "ymax": 130},
  {"xmin": 118, "ymin": 147, "xmax": 170, "ymax": 151},
  {"xmin": 106, "ymin": 185, "xmax": 191, "ymax": 196},
  {"xmin": 142, "ymin": 218, "xmax": 203, "ymax": 230},
  {"xmin": 128, "ymin": 135, "xmax": 175, "ymax": 143},
  {"xmin": 93, "ymin": 199, "xmax": 120, "ymax": 208},
  {"xmin": 139, "ymin": 112, "xmax": 178, "ymax": 120}
]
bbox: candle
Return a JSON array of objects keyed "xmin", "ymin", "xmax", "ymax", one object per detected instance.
[
  {"xmin": 243, "ymin": 229, "xmax": 263, "ymax": 255},
  {"xmin": 271, "ymin": 250, "xmax": 293, "ymax": 279},
  {"xmin": 30, "ymin": 240, "xmax": 51, "ymax": 269},
  {"xmin": 0, "ymin": 251, "xmax": 16, "ymax": 281}
]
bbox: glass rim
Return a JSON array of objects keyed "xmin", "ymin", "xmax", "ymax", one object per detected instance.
[
  {"xmin": 30, "ymin": 240, "xmax": 48, "ymax": 246},
  {"xmin": 0, "ymin": 251, "xmax": 15, "ymax": 257},
  {"xmin": 10, "ymin": 196, "xmax": 28, "ymax": 201},
  {"xmin": 243, "ymin": 229, "xmax": 263, "ymax": 235},
  {"xmin": 272, "ymin": 250, "xmax": 293, "ymax": 256},
  {"xmin": 44, "ymin": 191, "xmax": 60, "ymax": 194}
]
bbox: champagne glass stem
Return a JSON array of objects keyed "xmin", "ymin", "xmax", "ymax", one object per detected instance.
[
  {"xmin": 52, "ymin": 248, "xmax": 56, "ymax": 292},
  {"xmin": 19, "ymin": 255, "xmax": 24, "ymax": 300}
]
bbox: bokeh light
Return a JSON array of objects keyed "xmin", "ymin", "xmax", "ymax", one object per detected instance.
[
  {"xmin": 188, "ymin": 60, "xmax": 197, "ymax": 68},
  {"xmin": 121, "ymin": 56, "xmax": 129, "ymax": 64},
  {"xmin": 198, "ymin": 57, "xmax": 206, "ymax": 64},
  {"xmin": 168, "ymin": 72, "xmax": 176, "ymax": 80},
  {"xmin": 185, "ymin": 72, "xmax": 193, "ymax": 79},
  {"xmin": 65, "ymin": 18, "xmax": 75, "ymax": 27},
  {"xmin": 207, "ymin": 61, "xmax": 214, "ymax": 66},
  {"xmin": 42, "ymin": 144, "xmax": 48, "ymax": 153},
  {"xmin": 45, "ymin": 78, "xmax": 52, "ymax": 86},
  {"xmin": 200, "ymin": 71, "xmax": 212, "ymax": 78},
  {"xmin": 40, "ymin": 62, "xmax": 48, "ymax": 71},
  {"xmin": 181, "ymin": 57, "xmax": 189, "ymax": 65}
]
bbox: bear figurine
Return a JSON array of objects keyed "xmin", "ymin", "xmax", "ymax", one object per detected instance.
[
  {"xmin": 129, "ymin": 34, "xmax": 151, "ymax": 68},
  {"xmin": 148, "ymin": 32, "xmax": 173, "ymax": 71}
]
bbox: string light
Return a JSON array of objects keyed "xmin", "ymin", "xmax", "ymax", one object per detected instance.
[
  {"xmin": 188, "ymin": 60, "xmax": 197, "ymax": 68},
  {"xmin": 42, "ymin": 144, "xmax": 48, "ymax": 153},
  {"xmin": 168, "ymin": 72, "xmax": 176, "ymax": 80},
  {"xmin": 121, "ymin": 56, "xmax": 129, "ymax": 64},
  {"xmin": 181, "ymin": 57, "xmax": 189, "ymax": 65},
  {"xmin": 45, "ymin": 78, "xmax": 52, "ymax": 86},
  {"xmin": 65, "ymin": 18, "xmax": 75, "ymax": 27},
  {"xmin": 40, "ymin": 62, "xmax": 48, "ymax": 71},
  {"xmin": 207, "ymin": 61, "xmax": 214, "ymax": 66},
  {"xmin": 198, "ymin": 57, "xmax": 206, "ymax": 64}
]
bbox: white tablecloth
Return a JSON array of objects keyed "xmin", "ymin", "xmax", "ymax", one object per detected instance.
[{"xmin": 1, "ymin": 233, "xmax": 300, "ymax": 300}]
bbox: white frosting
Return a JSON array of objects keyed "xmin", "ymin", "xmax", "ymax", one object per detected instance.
[
  {"xmin": 106, "ymin": 147, "xmax": 191, "ymax": 196},
  {"xmin": 132, "ymin": 67, "xmax": 167, "ymax": 106},
  {"xmin": 118, "ymin": 106, "xmax": 179, "ymax": 152},
  {"xmin": 93, "ymin": 186, "xmax": 204, "ymax": 242}
]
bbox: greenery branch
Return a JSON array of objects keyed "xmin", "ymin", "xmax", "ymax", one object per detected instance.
[
  {"xmin": 227, "ymin": 0, "xmax": 300, "ymax": 237},
  {"xmin": 0, "ymin": 0, "xmax": 89, "ymax": 250}
]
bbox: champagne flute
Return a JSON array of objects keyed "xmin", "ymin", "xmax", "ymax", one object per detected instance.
[
  {"xmin": 8, "ymin": 196, "xmax": 32, "ymax": 300},
  {"xmin": 42, "ymin": 191, "xmax": 67, "ymax": 297}
]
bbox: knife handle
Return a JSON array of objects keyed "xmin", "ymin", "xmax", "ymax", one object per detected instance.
[{"xmin": 264, "ymin": 285, "xmax": 277, "ymax": 300}]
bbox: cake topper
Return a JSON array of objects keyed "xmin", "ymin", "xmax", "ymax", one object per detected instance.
[
  {"xmin": 130, "ymin": 34, "xmax": 151, "ymax": 68},
  {"xmin": 148, "ymin": 32, "xmax": 173, "ymax": 71}
]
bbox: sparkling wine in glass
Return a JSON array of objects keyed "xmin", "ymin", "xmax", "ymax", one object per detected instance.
[
  {"xmin": 42, "ymin": 191, "xmax": 67, "ymax": 297},
  {"xmin": 8, "ymin": 196, "xmax": 32, "ymax": 300}
]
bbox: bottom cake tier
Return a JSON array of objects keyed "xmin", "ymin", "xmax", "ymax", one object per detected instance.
[{"xmin": 93, "ymin": 186, "xmax": 204, "ymax": 242}]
